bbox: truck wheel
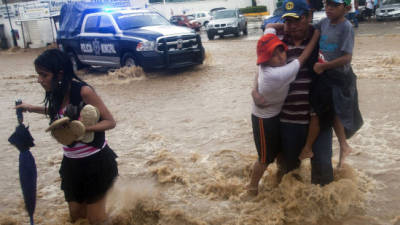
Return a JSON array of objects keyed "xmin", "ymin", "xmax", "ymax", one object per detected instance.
[
  {"xmin": 68, "ymin": 52, "xmax": 83, "ymax": 74},
  {"xmin": 204, "ymin": 21, "xmax": 209, "ymax": 27},
  {"xmin": 122, "ymin": 53, "xmax": 136, "ymax": 67},
  {"xmin": 243, "ymin": 25, "xmax": 248, "ymax": 35},
  {"xmin": 207, "ymin": 32, "xmax": 214, "ymax": 40}
]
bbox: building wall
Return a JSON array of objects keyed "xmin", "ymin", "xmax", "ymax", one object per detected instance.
[
  {"xmin": 1, "ymin": 14, "xmax": 29, "ymax": 48},
  {"xmin": 0, "ymin": 16, "xmax": 56, "ymax": 48},
  {"xmin": 0, "ymin": 1, "xmax": 57, "ymax": 48}
]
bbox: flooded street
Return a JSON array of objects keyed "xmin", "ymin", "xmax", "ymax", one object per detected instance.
[{"xmin": 1, "ymin": 21, "xmax": 400, "ymax": 225}]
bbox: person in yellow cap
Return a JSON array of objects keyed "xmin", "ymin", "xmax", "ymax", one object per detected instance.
[
  {"xmin": 256, "ymin": 0, "xmax": 335, "ymax": 186},
  {"xmin": 246, "ymin": 31, "xmax": 319, "ymax": 196},
  {"xmin": 16, "ymin": 49, "xmax": 118, "ymax": 224}
]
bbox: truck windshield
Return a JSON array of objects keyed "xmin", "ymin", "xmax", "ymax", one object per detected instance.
[
  {"xmin": 214, "ymin": 10, "xmax": 236, "ymax": 19},
  {"xmin": 113, "ymin": 12, "xmax": 170, "ymax": 30}
]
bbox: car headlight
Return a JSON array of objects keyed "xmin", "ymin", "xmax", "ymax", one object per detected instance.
[
  {"xmin": 136, "ymin": 41, "xmax": 155, "ymax": 51},
  {"xmin": 228, "ymin": 22, "xmax": 238, "ymax": 27}
]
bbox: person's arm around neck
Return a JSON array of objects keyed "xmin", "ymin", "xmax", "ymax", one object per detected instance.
[
  {"xmin": 266, "ymin": 23, "xmax": 285, "ymax": 35},
  {"xmin": 297, "ymin": 29, "xmax": 320, "ymax": 67}
]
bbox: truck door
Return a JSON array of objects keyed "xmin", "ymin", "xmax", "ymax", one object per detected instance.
[
  {"xmin": 79, "ymin": 15, "xmax": 100, "ymax": 65},
  {"xmin": 97, "ymin": 15, "xmax": 120, "ymax": 67}
]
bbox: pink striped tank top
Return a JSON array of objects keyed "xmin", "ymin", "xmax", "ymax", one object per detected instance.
[{"xmin": 58, "ymin": 107, "xmax": 105, "ymax": 158}]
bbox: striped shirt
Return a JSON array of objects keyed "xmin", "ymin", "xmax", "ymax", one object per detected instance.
[
  {"xmin": 57, "ymin": 107, "xmax": 104, "ymax": 158},
  {"xmin": 63, "ymin": 141, "xmax": 106, "ymax": 158},
  {"xmin": 279, "ymin": 27, "xmax": 316, "ymax": 124}
]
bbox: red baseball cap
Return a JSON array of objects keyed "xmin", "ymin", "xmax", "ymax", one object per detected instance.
[{"xmin": 257, "ymin": 34, "xmax": 288, "ymax": 65}]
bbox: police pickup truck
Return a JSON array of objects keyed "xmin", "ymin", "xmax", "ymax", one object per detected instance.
[{"xmin": 57, "ymin": 3, "xmax": 205, "ymax": 71}]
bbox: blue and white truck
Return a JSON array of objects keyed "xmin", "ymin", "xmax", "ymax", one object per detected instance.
[{"xmin": 57, "ymin": 3, "xmax": 205, "ymax": 71}]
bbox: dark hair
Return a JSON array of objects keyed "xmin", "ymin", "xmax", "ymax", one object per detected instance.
[{"xmin": 34, "ymin": 49, "xmax": 87, "ymax": 121}]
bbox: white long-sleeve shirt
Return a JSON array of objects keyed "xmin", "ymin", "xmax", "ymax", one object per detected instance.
[{"xmin": 252, "ymin": 59, "xmax": 300, "ymax": 118}]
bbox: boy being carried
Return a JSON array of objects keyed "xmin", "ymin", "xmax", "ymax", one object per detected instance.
[
  {"xmin": 247, "ymin": 32, "xmax": 318, "ymax": 195},
  {"xmin": 299, "ymin": 0, "xmax": 363, "ymax": 168}
]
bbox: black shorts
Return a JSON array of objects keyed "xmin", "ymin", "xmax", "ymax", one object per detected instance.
[
  {"xmin": 365, "ymin": 8, "xmax": 373, "ymax": 17},
  {"xmin": 59, "ymin": 145, "xmax": 118, "ymax": 204},
  {"xmin": 251, "ymin": 114, "xmax": 282, "ymax": 165}
]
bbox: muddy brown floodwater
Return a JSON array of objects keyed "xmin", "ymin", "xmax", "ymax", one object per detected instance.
[{"xmin": 0, "ymin": 21, "xmax": 400, "ymax": 225}]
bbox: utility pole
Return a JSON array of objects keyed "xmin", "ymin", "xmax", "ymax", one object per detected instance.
[{"xmin": 4, "ymin": 0, "xmax": 18, "ymax": 47}]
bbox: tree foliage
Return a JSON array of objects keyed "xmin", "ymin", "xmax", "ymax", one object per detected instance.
[{"xmin": 239, "ymin": 5, "xmax": 267, "ymax": 14}]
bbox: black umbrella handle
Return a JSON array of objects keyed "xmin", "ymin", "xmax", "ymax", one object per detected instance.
[{"xmin": 16, "ymin": 99, "xmax": 23, "ymax": 124}]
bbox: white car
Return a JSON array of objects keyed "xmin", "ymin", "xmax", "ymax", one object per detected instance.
[
  {"xmin": 206, "ymin": 9, "xmax": 247, "ymax": 40},
  {"xmin": 188, "ymin": 11, "xmax": 212, "ymax": 26},
  {"xmin": 376, "ymin": 0, "xmax": 400, "ymax": 21},
  {"xmin": 312, "ymin": 10, "xmax": 327, "ymax": 24}
]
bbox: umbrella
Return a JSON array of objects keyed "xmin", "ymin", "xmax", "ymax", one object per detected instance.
[{"xmin": 8, "ymin": 100, "xmax": 36, "ymax": 225}]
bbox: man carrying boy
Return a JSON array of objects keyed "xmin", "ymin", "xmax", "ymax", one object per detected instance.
[{"xmin": 254, "ymin": 0, "xmax": 335, "ymax": 186}]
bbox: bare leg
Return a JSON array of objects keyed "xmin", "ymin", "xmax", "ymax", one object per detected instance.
[
  {"xmin": 87, "ymin": 195, "xmax": 108, "ymax": 225},
  {"xmin": 246, "ymin": 161, "xmax": 267, "ymax": 196},
  {"xmin": 299, "ymin": 115, "xmax": 319, "ymax": 160},
  {"xmin": 334, "ymin": 116, "xmax": 353, "ymax": 168},
  {"xmin": 68, "ymin": 201, "xmax": 87, "ymax": 222}
]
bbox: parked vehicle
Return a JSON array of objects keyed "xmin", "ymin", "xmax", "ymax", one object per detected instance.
[
  {"xmin": 188, "ymin": 11, "xmax": 212, "ymax": 27},
  {"xmin": 206, "ymin": 9, "xmax": 247, "ymax": 40},
  {"xmin": 210, "ymin": 7, "xmax": 226, "ymax": 16},
  {"xmin": 260, "ymin": 7, "xmax": 284, "ymax": 32},
  {"xmin": 355, "ymin": 0, "xmax": 368, "ymax": 21},
  {"xmin": 376, "ymin": 0, "xmax": 400, "ymax": 21},
  {"xmin": 57, "ymin": 3, "xmax": 204, "ymax": 72},
  {"xmin": 312, "ymin": 10, "xmax": 327, "ymax": 24},
  {"xmin": 170, "ymin": 15, "xmax": 202, "ymax": 31},
  {"xmin": 313, "ymin": 5, "xmax": 367, "ymax": 24}
]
